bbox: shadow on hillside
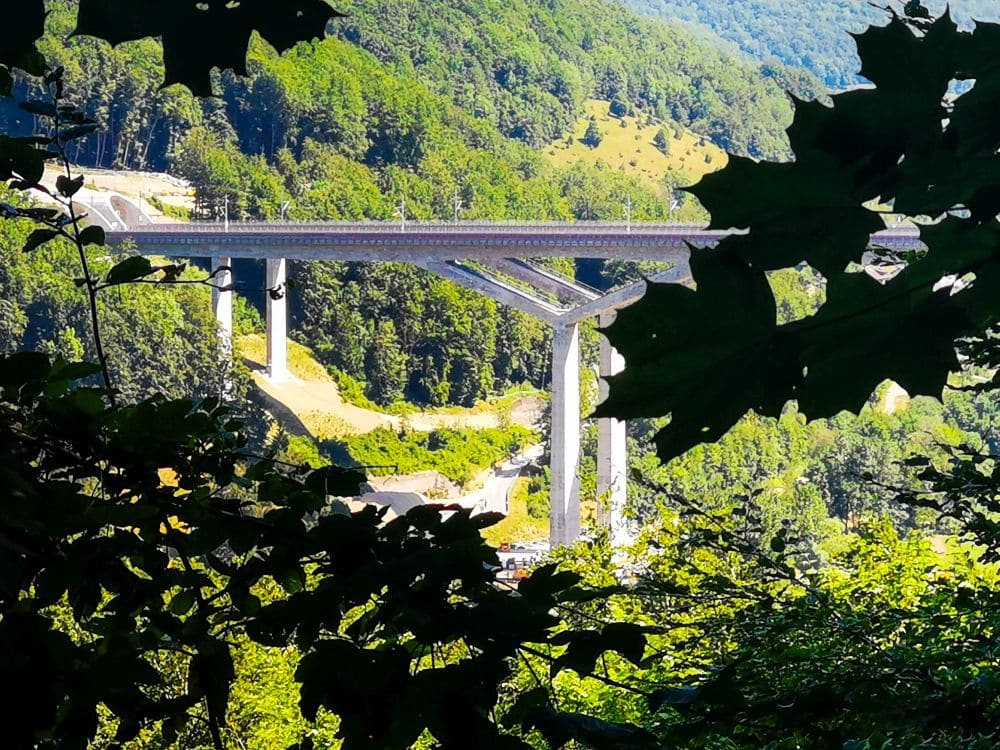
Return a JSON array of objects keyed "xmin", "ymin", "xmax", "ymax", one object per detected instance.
[{"xmin": 243, "ymin": 358, "xmax": 314, "ymax": 439}]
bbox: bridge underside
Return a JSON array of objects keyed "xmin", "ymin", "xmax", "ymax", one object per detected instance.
[
  {"xmin": 208, "ymin": 253, "xmax": 688, "ymax": 549},
  {"xmin": 119, "ymin": 222, "xmax": 923, "ymax": 549}
]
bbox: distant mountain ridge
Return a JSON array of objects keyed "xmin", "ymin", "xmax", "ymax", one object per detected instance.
[{"xmin": 618, "ymin": 0, "xmax": 1000, "ymax": 89}]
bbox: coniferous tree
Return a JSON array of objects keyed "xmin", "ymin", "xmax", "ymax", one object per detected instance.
[
  {"xmin": 653, "ymin": 126, "xmax": 671, "ymax": 154},
  {"xmin": 582, "ymin": 119, "xmax": 603, "ymax": 148},
  {"xmin": 364, "ymin": 320, "xmax": 408, "ymax": 404}
]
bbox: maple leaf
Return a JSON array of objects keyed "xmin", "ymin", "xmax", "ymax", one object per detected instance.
[
  {"xmin": 0, "ymin": 0, "xmax": 45, "ymax": 93},
  {"xmin": 601, "ymin": 14, "xmax": 1000, "ymax": 461}
]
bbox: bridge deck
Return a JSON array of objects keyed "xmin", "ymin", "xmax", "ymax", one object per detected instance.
[{"xmin": 110, "ymin": 221, "xmax": 924, "ymax": 262}]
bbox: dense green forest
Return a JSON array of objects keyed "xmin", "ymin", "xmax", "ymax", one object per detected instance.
[
  {"xmin": 620, "ymin": 0, "xmax": 1000, "ymax": 88},
  {"xmin": 293, "ymin": 260, "xmax": 554, "ymax": 405},
  {"xmin": 328, "ymin": 0, "xmax": 814, "ymax": 155},
  {"xmin": 628, "ymin": 386, "xmax": 998, "ymax": 532}
]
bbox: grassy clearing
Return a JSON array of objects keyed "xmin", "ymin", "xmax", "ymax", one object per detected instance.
[
  {"xmin": 147, "ymin": 195, "xmax": 192, "ymax": 221},
  {"xmin": 299, "ymin": 412, "xmax": 360, "ymax": 440},
  {"xmin": 482, "ymin": 476, "xmax": 549, "ymax": 547},
  {"xmin": 483, "ymin": 384, "xmax": 548, "ymax": 412},
  {"xmin": 546, "ymin": 99, "xmax": 727, "ymax": 192},
  {"xmin": 328, "ymin": 425, "xmax": 536, "ymax": 486}
]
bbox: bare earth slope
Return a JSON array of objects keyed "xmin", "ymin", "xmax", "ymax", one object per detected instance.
[{"xmin": 238, "ymin": 335, "xmax": 543, "ymax": 440}]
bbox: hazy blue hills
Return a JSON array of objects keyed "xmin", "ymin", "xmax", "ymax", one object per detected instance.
[{"xmin": 619, "ymin": 0, "xmax": 1000, "ymax": 89}]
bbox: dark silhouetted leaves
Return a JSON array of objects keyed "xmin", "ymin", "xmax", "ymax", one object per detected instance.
[
  {"xmin": 689, "ymin": 156, "xmax": 885, "ymax": 276},
  {"xmin": 527, "ymin": 706, "xmax": 658, "ymax": 750},
  {"xmin": 297, "ymin": 641, "xmax": 411, "ymax": 741},
  {"xmin": 23, "ymin": 228, "xmax": 57, "ymax": 253},
  {"xmin": 168, "ymin": 590, "xmax": 196, "ymax": 616},
  {"xmin": 602, "ymin": 13, "xmax": 1000, "ymax": 461},
  {"xmin": 189, "ymin": 641, "xmax": 235, "ymax": 723},
  {"xmin": 551, "ymin": 623, "xmax": 648, "ymax": 677},
  {"xmin": 56, "ymin": 174, "xmax": 84, "ymax": 197},
  {"xmin": 305, "ymin": 464, "xmax": 365, "ymax": 497},
  {"xmin": 79, "ymin": 225, "xmax": 106, "ymax": 246},
  {"xmin": 104, "ymin": 256, "xmax": 153, "ymax": 285},
  {"xmin": 0, "ymin": 134, "xmax": 53, "ymax": 185},
  {"xmin": 597, "ymin": 246, "xmax": 799, "ymax": 458},
  {"xmin": 19, "ymin": 99, "xmax": 56, "ymax": 117},
  {"xmin": 74, "ymin": 0, "xmax": 344, "ymax": 96},
  {"xmin": 0, "ymin": 1, "xmax": 45, "ymax": 85},
  {"xmin": 518, "ymin": 562, "xmax": 581, "ymax": 602},
  {"xmin": 60, "ymin": 122, "xmax": 100, "ymax": 142}
]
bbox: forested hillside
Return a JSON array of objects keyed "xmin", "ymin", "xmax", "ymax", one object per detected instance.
[
  {"xmin": 4, "ymin": 0, "xmax": 809, "ymax": 171},
  {"xmin": 331, "ymin": 0, "xmax": 814, "ymax": 155},
  {"xmin": 621, "ymin": 0, "xmax": 1000, "ymax": 88}
]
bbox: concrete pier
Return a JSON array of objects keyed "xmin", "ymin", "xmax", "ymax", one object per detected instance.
[
  {"xmin": 549, "ymin": 323, "xmax": 581, "ymax": 548},
  {"xmin": 266, "ymin": 258, "xmax": 288, "ymax": 382},
  {"xmin": 211, "ymin": 255, "xmax": 233, "ymax": 355},
  {"xmin": 597, "ymin": 311, "xmax": 629, "ymax": 546}
]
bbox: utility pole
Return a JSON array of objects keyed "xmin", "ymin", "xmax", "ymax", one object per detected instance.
[
  {"xmin": 223, "ymin": 195, "xmax": 229, "ymax": 232},
  {"xmin": 452, "ymin": 190, "xmax": 463, "ymax": 224},
  {"xmin": 395, "ymin": 195, "xmax": 407, "ymax": 232},
  {"xmin": 624, "ymin": 194, "xmax": 632, "ymax": 233}
]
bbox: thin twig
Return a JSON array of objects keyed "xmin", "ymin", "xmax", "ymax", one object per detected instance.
[{"xmin": 49, "ymin": 75, "xmax": 116, "ymax": 404}]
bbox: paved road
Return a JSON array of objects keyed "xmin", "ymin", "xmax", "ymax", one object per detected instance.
[
  {"xmin": 443, "ymin": 444, "xmax": 544, "ymax": 515},
  {"xmin": 483, "ymin": 444, "xmax": 545, "ymax": 515}
]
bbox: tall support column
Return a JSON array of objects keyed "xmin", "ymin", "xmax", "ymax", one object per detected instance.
[
  {"xmin": 266, "ymin": 258, "xmax": 288, "ymax": 382},
  {"xmin": 597, "ymin": 311, "xmax": 629, "ymax": 546},
  {"xmin": 211, "ymin": 255, "xmax": 233, "ymax": 356},
  {"xmin": 550, "ymin": 322, "xmax": 581, "ymax": 548}
]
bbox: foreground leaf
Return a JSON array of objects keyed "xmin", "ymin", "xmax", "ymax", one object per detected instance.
[{"xmin": 601, "ymin": 14, "xmax": 1000, "ymax": 461}]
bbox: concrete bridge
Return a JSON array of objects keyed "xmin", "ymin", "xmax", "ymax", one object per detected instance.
[{"xmin": 109, "ymin": 220, "xmax": 924, "ymax": 548}]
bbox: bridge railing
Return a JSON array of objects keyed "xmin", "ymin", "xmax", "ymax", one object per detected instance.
[
  {"xmin": 111, "ymin": 219, "xmax": 923, "ymax": 241},
  {"xmin": 115, "ymin": 220, "xmax": 719, "ymax": 234}
]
